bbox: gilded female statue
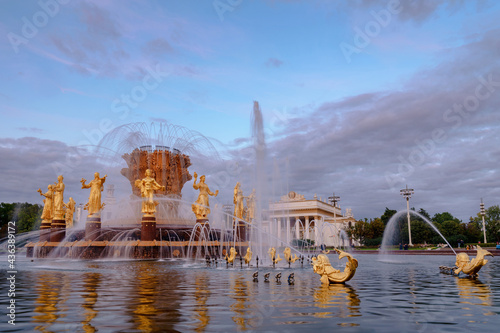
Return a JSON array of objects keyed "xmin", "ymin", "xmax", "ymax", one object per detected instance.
[
  {"xmin": 233, "ymin": 182, "xmax": 244, "ymax": 220},
  {"xmin": 53, "ymin": 175, "xmax": 65, "ymax": 219},
  {"xmin": 38, "ymin": 184, "xmax": 54, "ymax": 220},
  {"xmin": 192, "ymin": 172, "xmax": 218, "ymax": 219},
  {"xmin": 64, "ymin": 197, "xmax": 76, "ymax": 228},
  {"xmin": 135, "ymin": 169, "xmax": 166, "ymax": 215},
  {"xmin": 81, "ymin": 172, "xmax": 107, "ymax": 216}
]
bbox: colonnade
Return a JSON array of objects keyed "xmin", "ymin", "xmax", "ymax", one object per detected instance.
[{"xmin": 268, "ymin": 215, "xmax": 323, "ymax": 244}]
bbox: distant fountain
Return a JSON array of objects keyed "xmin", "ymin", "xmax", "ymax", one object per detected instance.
[{"xmin": 379, "ymin": 210, "xmax": 456, "ymax": 260}]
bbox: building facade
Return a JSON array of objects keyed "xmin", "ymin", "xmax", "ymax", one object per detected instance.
[{"xmin": 265, "ymin": 191, "xmax": 356, "ymax": 247}]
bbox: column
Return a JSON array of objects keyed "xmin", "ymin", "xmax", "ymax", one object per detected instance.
[
  {"xmin": 305, "ymin": 216, "xmax": 310, "ymax": 240},
  {"xmin": 286, "ymin": 217, "xmax": 291, "ymax": 244},
  {"xmin": 295, "ymin": 217, "xmax": 300, "ymax": 239},
  {"xmin": 277, "ymin": 218, "xmax": 282, "ymax": 244},
  {"xmin": 314, "ymin": 216, "xmax": 320, "ymax": 245}
]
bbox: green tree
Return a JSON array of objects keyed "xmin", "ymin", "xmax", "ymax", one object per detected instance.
[
  {"xmin": 485, "ymin": 205, "xmax": 500, "ymax": 242},
  {"xmin": 433, "ymin": 212, "xmax": 461, "ymax": 225},
  {"xmin": 346, "ymin": 220, "xmax": 371, "ymax": 245},
  {"xmin": 380, "ymin": 207, "xmax": 397, "ymax": 225},
  {"xmin": 465, "ymin": 218, "xmax": 482, "ymax": 243},
  {"xmin": 0, "ymin": 202, "xmax": 17, "ymax": 238},
  {"xmin": 15, "ymin": 202, "xmax": 43, "ymax": 233},
  {"xmin": 370, "ymin": 218, "xmax": 385, "ymax": 239}
]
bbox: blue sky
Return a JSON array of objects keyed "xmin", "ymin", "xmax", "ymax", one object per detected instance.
[{"xmin": 1, "ymin": 0, "xmax": 500, "ymax": 222}]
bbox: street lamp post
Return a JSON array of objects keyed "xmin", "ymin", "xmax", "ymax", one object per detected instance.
[
  {"xmin": 480, "ymin": 198, "xmax": 487, "ymax": 244},
  {"xmin": 328, "ymin": 192, "xmax": 340, "ymax": 222},
  {"xmin": 328, "ymin": 192, "xmax": 340, "ymax": 245},
  {"xmin": 400, "ymin": 185, "xmax": 414, "ymax": 247}
]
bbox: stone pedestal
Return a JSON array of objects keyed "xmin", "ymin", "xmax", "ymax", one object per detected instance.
[
  {"xmin": 194, "ymin": 219, "xmax": 210, "ymax": 241},
  {"xmin": 50, "ymin": 219, "xmax": 66, "ymax": 242},
  {"xmin": 141, "ymin": 215, "xmax": 157, "ymax": 241},
  {"xmin": 85, "ymin": 216, "xmax": 101, "ymax": 241},
  {"xmin": 39, "ymin": 219, "xmax": 52, "ymax": 242},
  {"xmin": 234, "ymin": 220, "xmax": 248, "ymax": 242}
]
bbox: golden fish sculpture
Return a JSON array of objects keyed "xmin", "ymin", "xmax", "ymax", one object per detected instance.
[
  {"xmin": 312, "ymin": 249, "xmax": 358, "ymax": 284},
  {"xmin": 283, "ymin": 247, "xmax": 299, "ymax": 264},
  {"xmin": 453, "ymin": 245, "xmax": 493, "ymax": 278},
  {"xmin": 225, "ymin": 247, "xmax": 237, "ymax": 264},
  {"xmin": 243, "ymin": 247, "xmax": 252, "ymax": 265},
  {"xmin": 268, "ymin": 247, "xmax": 282, "ymax": 265}
]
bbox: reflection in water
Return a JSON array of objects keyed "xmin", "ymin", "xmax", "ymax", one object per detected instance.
[
  {"xmin": 81, "ymin": 272, "xmax": 101, "ymax": 333},
  {"xmin": 132, "ymin": 263, "xmax": 160, "ymax": 332},
  {"xmin": 313, "ymin": 283, "xmax": 361, "ymax": 319},
  {"xmin": 193, "ymin": 272, "xmax": 211, "ymax": 332},
  {"xmin": 230, "ymin": 274, "xmax": 250, "ymax": 330},
  {"xmin": 456, "ymin": 278, "xmax": 492, "ymax": 308},
  {"xmin": 33, "ymin": 272, "xmax": 64, "ymax": 332}
]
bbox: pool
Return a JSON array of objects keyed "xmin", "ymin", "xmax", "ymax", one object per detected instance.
[{"xmin": 1, "ymin": 253, "xmax": 498, "ymax": 332}]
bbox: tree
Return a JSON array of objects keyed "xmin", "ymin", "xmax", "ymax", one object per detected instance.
[
  {"xmin": 346, "ymin": 220, "xmax": 371, "ymax": 245},
  {"xmin": 433, "ymin": 212, "xmax": 461, "ymax": 225},
  {"xmin": 0, "ymin": 202, "xmax": 16, "ymax": 227},
  {"xmin": 486, "ymin": 205, "xmax": 500, "ymax": 242},
  {"xmin": 15, "ymin": 202, "xmax": 43, "ymax": 233},
  {"xmin": 0, "ymin": 202, "xmax": 42, "ymax": 237},
  {"xmin": 370, "ymin": 218, "xmax": 385, "ymax": 239},
  {"xmin": 0, "ymin": 202, "xmax": 16, "ymax": 238},
  {"xmin": 380, "ymin": 207, "xmax": 397, "ymax": 225}
]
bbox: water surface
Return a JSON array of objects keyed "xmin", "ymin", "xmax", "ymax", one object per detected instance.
[{"xmin": 1, "ymin": 253, "xmax": 498, "ymax": 332}]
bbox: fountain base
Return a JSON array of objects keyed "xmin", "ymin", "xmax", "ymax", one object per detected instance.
[
  {"xmin": 50, "ymin": 219, "xmax": 66, "ymax": 242},
  {"xmin": 25, "ymin": 240, "xmax": 249, "ymax": 259},
  {"xmin": 40, "ymin": 219, "xmax": 51, "ymax": 242},
  {"xmin": 85, "ymin": 216, "xmax": 101, "ymax": 241},
  {"xmin": 141, "ymin": 216, "xmax": 156, "ymax": 241}
]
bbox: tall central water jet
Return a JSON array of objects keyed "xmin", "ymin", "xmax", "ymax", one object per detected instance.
[{"xmin": 251, "ymin": 101, "xmax": 268, "ymax": 260}]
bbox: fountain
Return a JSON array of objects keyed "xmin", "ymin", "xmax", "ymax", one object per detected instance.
[
  {"xmin": 25, "ymin": 118, "xmax": 323, "ymax": 263},
  {"xmin": 380, "ymin": 210, "xmax": 457, "ymax": 257}
]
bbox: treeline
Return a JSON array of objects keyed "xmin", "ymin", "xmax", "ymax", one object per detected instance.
[
  {"xmin": 0, "ymin": 202, "xmax": 42, "ymax": 237},
  {"xmin": 347, "ymin": 206, "xmax": 500, "ymax": 247}
]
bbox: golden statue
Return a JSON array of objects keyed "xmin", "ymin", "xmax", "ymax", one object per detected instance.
[
  {"xmin": 53, "ymin": 175, "xmax": 65, "ymax": 220},
  {"xmin": 312, "ymin": 249, "xmax": 358, "ymax": 284},
  {"xmin": 81, "ymin": 172, "xmax": 107, "ymax": 216},
  {"xmin": 225, "ymin": 247, "xmax": 237, "ymax": 264},
  {"xmin": 192, "ymin": 172, "xmax": 218, "ymax": 220},
  {"xmin": 268, "ymin": 247, "xmax": 282, "ymax": 265},
  {"xmin": 243, "ymin": 247, "xmax": 252, "ymax": 264},
  {"xmin": 64, "ymin": 197, "xmax": 76, "ymax": 228},
  {"xmin": 453, "ymin": 245, "xmax": 493, "ymax": 277},
  {"xmin": 233, "ymin": 182, "xmax": 245, "ymax": 221},
  {"xmin": 284, "ymin": 247, "xmax": 299, "ymax": 264},
  {"xmin": 245, "ymin": 189, "xmax": 256, "ymax": 221},
  {"xmin": 38, "ymin": 185, "xmax": 54, "ymax": 221},
  {"xmin": 135, "ymin": 169, "xmax": 166, "ymax": 216}
]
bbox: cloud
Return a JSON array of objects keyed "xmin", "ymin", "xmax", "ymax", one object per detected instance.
[
  {"xmin": 265, "ymin": 57, "xmax": 284, "ymax": 68},
  {"xmin": 344, "ymin": 0, "xmax": 486, "ymax": 23},
  {"xmin": 0, "ymin": 137, "xmax": 107, "ymax": 206},
  {"xmin": 224, "ymin": 24, "xmax": 500, "ymax": 222},
  {"xmin": 48, "ymin": 1, "xmax": 129, "ymax": 77},
  {"xmin": 142, "ymin": 38, "xmax": 174, "ymax": 57},
  {"xmin": 16, "ymin": 127, "xmax": 45, "ymax": 134}
]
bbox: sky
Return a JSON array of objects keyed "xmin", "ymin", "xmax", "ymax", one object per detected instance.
[{"xmin": 1, "ymin": 0, "xmax": 499, "ymax": 222}]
